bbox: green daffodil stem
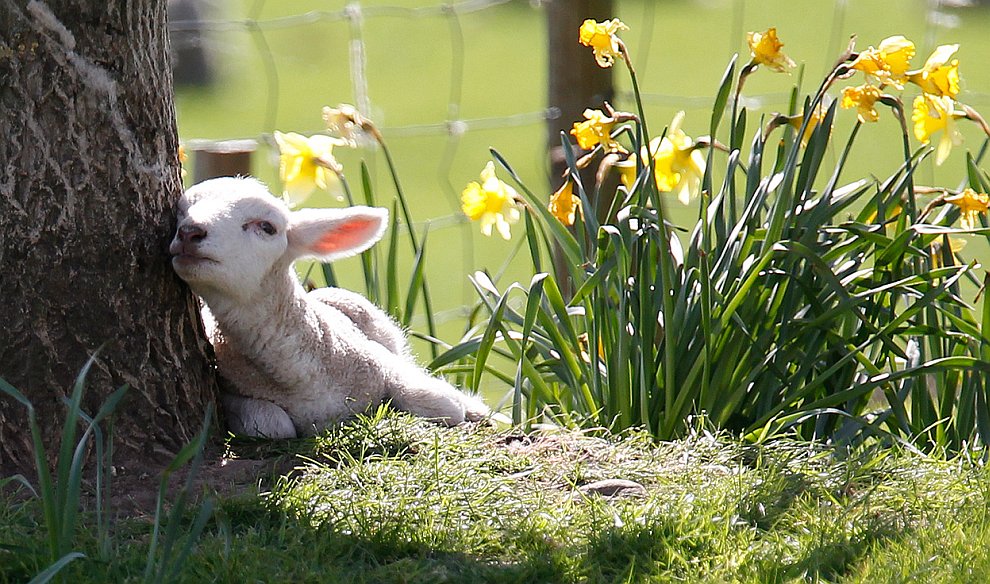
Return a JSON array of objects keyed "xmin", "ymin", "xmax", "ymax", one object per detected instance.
[
  {"xmin": 335, "ymin": 167, "xmax": 356, "ymax": 207},
  {"xmin": 959, "ymin": 104, "xmax": 990, "ymax": 140},
  {"xmin": 619, "ymin": 42, "xmax": 650, "ymax": 151},
  {"xmin": 732, "ymin": 62, "xmax": 758, "ymax": 144},
  {"xmin": 374, "ymin": 134, "xmax": 439, "ymax": 358},
  {"xmin": 377, "ymin": 141, "xmax": 416, "ymax": 246},
  {"xmin": 889, "ymin": 99, "xmax": 918, "ymax": 223}
]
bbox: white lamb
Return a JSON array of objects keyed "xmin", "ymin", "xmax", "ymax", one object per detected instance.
[{"xmin": 169, "ymin": 176, "xmax": 491, "ymax": 438}]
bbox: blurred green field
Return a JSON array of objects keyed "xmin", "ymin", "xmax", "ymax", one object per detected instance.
[{"xmin": 174, "ymin": 0, "xmax": 990, "ymax": 353}]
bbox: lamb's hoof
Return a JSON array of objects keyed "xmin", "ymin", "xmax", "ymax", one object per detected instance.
[{"xmin": 221, "ymin": 394, "xmax": 297, "ymax": 439}]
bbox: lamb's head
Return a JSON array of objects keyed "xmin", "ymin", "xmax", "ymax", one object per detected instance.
[{"xmin": 170, "ymin": 176, "xmax": 388, "ymax": 302}]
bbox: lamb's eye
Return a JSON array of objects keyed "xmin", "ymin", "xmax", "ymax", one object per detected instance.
[{"xmin": 243, "ymin": 220, "xmax": 278, "ymax": 235}]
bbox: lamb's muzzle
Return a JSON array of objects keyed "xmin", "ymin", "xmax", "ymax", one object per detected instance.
[{"xmin": 170, "ymin": 176, "xmax": 492, "ymax": 438}]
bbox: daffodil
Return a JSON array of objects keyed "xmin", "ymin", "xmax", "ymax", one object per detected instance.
[
  {"xmin": 840, "ymin": 84, "xmax": 883, "ymax": 123},
  {"xmin": 323, "ymin": 103, "xmax": 376, "ymax": 144},
  {"xmin": 570, "ymin": 109, "xmax": 624, "ymax": 153},
  {"xmin": 930, "ymin": 236, "xmax": 966, "ymax": 268},
  {"xmin": 907, "ymin": 44, "xmax": 961, "ymax": 99},
  {"xmin": 579, "ymin": 18, "xmax": 628, "ymax": 68},
  {"xmin": 912, "ymin": 94, "xmax": 962, "ymax": 166},
  {"xmin": 274, "ymin": 131, "xmax": 347, "ymax": 206},
  {"xmin": 849, "ymin": 35, "xmax": 915, "ymax": 88},
  {"xmin": 620, "ymin": 112, "xmax": 705, "ymax": 204},
  {"xmin": 746, "ymin": 28, "xmax": 796, "ymax": 73},
  {"xmin": 944, "ymin": 188, "xmax": 989, "ymax": 230},
  {"xmin": 461, "ymin": 161, "xmax": 521, "ymax": 240},
  {"xmin": 178, "ymin": 144, "xmax": 188, "ymax": 179},
  {"xmin": 787, "ymin": 99, "xmax": 832, "ymax": 147},
  {"xmin": 614, "ymin": 155, "xmax": 638, "ymax": 189},
  {"xmin": 577, "ymin": 332, "xmax": 605, "ymax": 363},
  {"xmin": 548, "ymin": 178, "xmax": 582, "ymax": 226}
]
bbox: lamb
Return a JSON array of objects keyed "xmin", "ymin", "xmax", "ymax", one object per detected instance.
[{"xmin": 169, "ymin": 176, "xmax": 491, "ymax": 438}]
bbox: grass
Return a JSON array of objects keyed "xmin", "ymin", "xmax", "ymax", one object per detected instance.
[{"xmin": 4, "ymin": 408, "xmax": 990, "ymax": 583}]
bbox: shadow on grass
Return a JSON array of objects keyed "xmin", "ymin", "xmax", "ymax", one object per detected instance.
[
  {"xmin": 200, "ymin": 497, "xmax": 575, "ymax": 584},
  {"xmin": 224, "ymin": 405, "xmax": 421, "ymax": 466},
  {"xmin": 579, "ymin": 516, "xmax": 716, "ymax": 583}
]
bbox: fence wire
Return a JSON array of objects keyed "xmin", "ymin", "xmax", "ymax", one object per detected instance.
[
  {"xmin": 168, "ymin": 0, "xmax": 990, "ymax": 322},
  {"xmin": 170, "ymin": 0, "xmax": 989, "ymax": 158}
]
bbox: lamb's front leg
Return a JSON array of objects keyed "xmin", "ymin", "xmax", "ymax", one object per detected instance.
[{"xmin": 220, "ymin": 393, "xmax": 298, "ymax": 439}]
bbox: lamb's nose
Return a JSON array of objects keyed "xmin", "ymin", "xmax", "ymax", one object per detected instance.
[{"xmin": 177, "ymin": 224, "xmax": 207, "ymax": 243}]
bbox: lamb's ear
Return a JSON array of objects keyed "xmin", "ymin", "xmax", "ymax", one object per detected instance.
[{"xmin": 286, "ymin": 206, "xmax": 388, "ymax": 261}]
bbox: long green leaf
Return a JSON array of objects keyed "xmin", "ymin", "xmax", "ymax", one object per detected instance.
[
  {"xmin": 27, "ymin": 552, "xmax": 85, "ymax": 584},
  {"xmin": 471, "ymin": 281, "xmax": 514, "ymax": 394}
]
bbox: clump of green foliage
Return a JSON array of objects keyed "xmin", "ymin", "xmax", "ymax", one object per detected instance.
[
  {"xmin": 444, "ymin": 21, "xmax": 990, "ymax": 451},
  {"xmin": 0, "ymin": 359, "xmax": 214, "ymax": 584}
]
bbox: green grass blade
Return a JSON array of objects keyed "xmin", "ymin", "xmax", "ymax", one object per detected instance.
[
  {"xmin": 710, "ymin": 54, "xmax": 737, "ymax": 136},
  {"xmin": 146, "ymin": 405, "xmax": 212, "ymax": 583},
  {"xmin": 165, "ymin": 497, "xmax": 216, "ymax": 583},
  {"xmin": 0, "ymin": 377, "xmax": 59, "ymax": 560},
  {"xmin": 56, "ymin": 352, "xmax": 101, "ymax": 525},
  {"xmin": 386, "ymin": 200, "xmax": 400, "ymax": 318},
  {"xmin": 402, "ymin": 227, "xmax": 429, "ymax": 328},
  {"xmin": 27, "ymin": 552, "xmax": 85, "ymax": 584},
  {"xmin": 471, "ymin": 281, "xmax": 514, "ymax": 394},
  {"xmin": 515, "ymin": 273, "xmax": 549, "ymax": 423}
]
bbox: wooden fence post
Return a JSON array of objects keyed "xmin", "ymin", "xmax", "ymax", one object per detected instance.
[
  {"xmin": 546, "ymin": 0, "xmax": 615, "ymax": 296},
  {"xmin": 189, "ymin": 139, "xmax": 257, "ymax": 183}
]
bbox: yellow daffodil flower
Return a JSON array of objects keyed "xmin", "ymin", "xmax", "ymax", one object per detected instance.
[
  {"xmin": 620, "ymin": 112, "xmax": 705, "ymax": 204},
  {"xmin": 579, "ymin": 18, "xmax": 628, "ymax": 68},
  {"xmin": 840, "ymin": 84, "xmax": 883, "ymax": 123},
  {"xmin": 912, "ymin": 94, "xmax": 962, "ymax": 166},
  {"xmin": 274, "ymin": 131, "xmax": 348, "ymax": 207},
  {"xmin": 786, "ymin": 99, "xmax": 832, "ymax": 147},
  {"xmin": 930, "ymin": 236, "xmax": 966, "ymax": 268},
  {"xmin": 548, "ymin": 178, "xmax": 582, "ymax": 227},
  {"xmin": 945, "ymin": 188, "xmax": 989, "ymax": 230},
  {"xmin": 907, "ymin": 44, "xmax": 961, "ymax": 99},
  {"xmin": 570, "ymin": 109, "xmax": 624, "ymax": 153},
  {"xmin": 461, "ymin": 161, "xmax": 521, "ymax": 240},
  {"xmin": 746, "ymin": 28, "xmax": 796, "ymax": 73},
  {"xmin": 850, "ymin": 35, "xmax": 915, "ymax": 88},
  {"xmin": 577, "ymin": 332, "xmax": 605, "ymax": 363},
  {"xmin": 178, "ymin": 144, "xmax": 188, "ymax": 179},
  {"xmin": 614, "ymin": 155, "xmax": 638, "ymax": 189}
]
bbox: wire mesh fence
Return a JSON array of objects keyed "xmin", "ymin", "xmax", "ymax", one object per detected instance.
[{"xmin": 168, "ymin": 0, "xmax": 990, "ymax": 329}]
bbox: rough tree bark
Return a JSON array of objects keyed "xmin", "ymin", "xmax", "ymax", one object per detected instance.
[{"xmin": 0, "ymin": 0, "xmax": 216, "ymax": 476}]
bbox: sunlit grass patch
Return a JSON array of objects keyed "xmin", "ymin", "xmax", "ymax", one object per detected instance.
[
  {"xmin": 4, "ymin": 409, "xmax": 990, "ymax": 581},
  {"xmin": 232, "ymin": 411, "xmax": 990, "ymax": 582}
]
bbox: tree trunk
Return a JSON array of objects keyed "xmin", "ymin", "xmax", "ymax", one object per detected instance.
[{"xmin": 0, "ymin": 0, "xmax": 216, "ymax": 476}]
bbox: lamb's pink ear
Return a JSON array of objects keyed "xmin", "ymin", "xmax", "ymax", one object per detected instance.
[{"xmin": 286, "ymin": 206, "xmax": 389, "ymax": 261}]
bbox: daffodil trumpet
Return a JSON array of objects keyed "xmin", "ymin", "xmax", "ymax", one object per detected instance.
[{"xmin": 918, "ymin": 187, "xmax": 990, "ymax": 231}]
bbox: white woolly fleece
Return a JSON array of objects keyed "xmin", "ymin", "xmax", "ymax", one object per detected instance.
[{"xmin": 170, "ymin": 177, "xmax": 490, "ymax": 438}]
